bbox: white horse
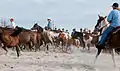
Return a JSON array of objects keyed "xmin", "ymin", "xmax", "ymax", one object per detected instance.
[{"xmin": 83, "ymin": 33, "xmax": 93, "ymax": 50}]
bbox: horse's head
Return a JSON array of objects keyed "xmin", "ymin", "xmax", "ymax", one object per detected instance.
[
  {"xmin": 15, "ymin": 26, "xmax": 24, "ymax": 31},
  {"xmin": 94, "ymin": 15, "xmax": 107, "ymax": 33},
  {"xmin": 31, "ymin": 23, "xmax": 43, "ymax": 32},
  {"xmin": 31, "ymin": 23, "xmax": 38, "ymax": 30}
]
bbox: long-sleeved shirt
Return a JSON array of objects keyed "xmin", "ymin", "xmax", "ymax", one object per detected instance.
[
  {"xmin": 107, "ymin": 9, "xmax": 120, "ymax": 28},
  {"xmin": 7, "ymin": 22, "xmax": 16, "ymax": 28}
]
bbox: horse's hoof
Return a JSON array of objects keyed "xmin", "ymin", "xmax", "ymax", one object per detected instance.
[{"xmin": 17, "ymin": 56, "xmax": 20, "ymax": 58}]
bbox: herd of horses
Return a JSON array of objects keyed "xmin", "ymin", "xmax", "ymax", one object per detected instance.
[
  {"xmin": 0, "ymin": 15, "xmax": 120, "ymax": 66},
  {"xmin": 0, "ymin": 22, "xmax": 98, "ymax": 57}
]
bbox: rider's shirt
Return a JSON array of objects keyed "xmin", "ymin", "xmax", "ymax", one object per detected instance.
[
  {"xmin": 8, "ymin": 22, "xmax": 16, "ymax": 29},
  {"xmin": 107, "ymin": 9, "xmax": 120, "ymax": 28},
  {"xmin": 47, "ymin": 21, "xmax": 53, "ymax": 29}
]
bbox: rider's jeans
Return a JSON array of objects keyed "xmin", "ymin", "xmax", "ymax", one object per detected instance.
[{"xmin": 99, "ymin": 26, "xmax": 114, "ymax": 45}]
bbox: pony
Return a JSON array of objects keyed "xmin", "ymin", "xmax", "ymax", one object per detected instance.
[
  {"xmin": 94, "ymin": 15, "xmax": 120, "ymax": 66},
  {"xmin": 0, "ymin": 26, "xmax": 24, "ymax": 57}
]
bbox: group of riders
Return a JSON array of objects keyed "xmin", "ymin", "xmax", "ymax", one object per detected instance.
[{"xmin": 1, "ymin": 2, "xmax": 120, "ymax": 51}]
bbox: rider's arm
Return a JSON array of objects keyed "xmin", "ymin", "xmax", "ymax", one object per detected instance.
[{"xmin": 107, "ymin": 11, "xmax": 114, "ymax": 23}]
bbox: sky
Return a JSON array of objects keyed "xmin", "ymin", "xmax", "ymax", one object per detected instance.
[{"xmin": 0, "ymin": 0, "xmax": 119, "ymax": 32}]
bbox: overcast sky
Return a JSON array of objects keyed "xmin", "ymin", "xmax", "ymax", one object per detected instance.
[{"xmin": 0, "ymin": 0, "xmax": 119, "ymax": 31}]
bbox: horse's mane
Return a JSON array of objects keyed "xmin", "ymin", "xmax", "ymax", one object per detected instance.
[
  {"xmin": 17, "ymin": 27, "xmax": 31, "ymax": 32},
  {"xmin": 37, "ymin": 26, "xmax": 43, "ymax": 32},
  {"xmin": 32, "ymin": 24, "xmax": 43, "ymax": 32},
  {"xmin": 10, "ymin": 27, "xmax": 23, "ymax": 37}
]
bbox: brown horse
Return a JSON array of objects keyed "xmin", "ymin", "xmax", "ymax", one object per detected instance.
[
  {"xmin": 0, "ymin": 26, "xmax": 24, "ymax": 57},
  {"xmin": 18, "ymin": 30, "xmax": 37, "ymax": 51},
  {"xmin": 94, "ymin": 15, "xmax": 120, "ymax": 66},
  {"xmin": 56, "ymin": 31, "xmax": 76, "ymax": 53},
  {"xmin": 31, "ymin": 23, "xmax": 44, "ymax": 51},
  {"xmin": 57, "ymin": 32, "xmax": 67, "ymax": 51}
]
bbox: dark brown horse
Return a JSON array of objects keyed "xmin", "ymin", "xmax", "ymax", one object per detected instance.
[
  {"xmin": 71, "ymin": 31, "xmax": 85, "ymax": 49},
  {"xmin": 94, "ymin": 15, "xmax": 120, "ymax": 66},
  {"xmin": 31, "ymin": 23, "xmax": 44, "ymax": 51},
  {"xmin": 0, "ymin": 26, "xmax": 24, "ymax": 57}
]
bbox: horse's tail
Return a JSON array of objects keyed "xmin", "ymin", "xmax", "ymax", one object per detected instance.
[{"xmin": 10, "ymin": 27, "xmax": 23, "ymax": 37}]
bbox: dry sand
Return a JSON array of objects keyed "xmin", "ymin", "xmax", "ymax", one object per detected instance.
[{"xmin": 0, "ymin": 46, "xmax": 119, "ymax": 71}]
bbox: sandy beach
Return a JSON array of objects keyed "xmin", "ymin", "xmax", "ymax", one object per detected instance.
[{"xmin": 0, "ymin": 46, "xmax": 119, "ymax": 71}]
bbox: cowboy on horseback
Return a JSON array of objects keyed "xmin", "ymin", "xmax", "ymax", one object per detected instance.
[
  {"xmin": 47, "ymin": 18, "xmax": 53, "ymax": 30},
  {"xmin": 97, "ymin": 3, "xmax": 120, "ymax": 49},
  {"xmin": 6, "ymin": 18, "xmax": 16, "ymax": 29},
  {"xmin": 71, "ymin": 28, "xmax": 76, "ymax": 38}
]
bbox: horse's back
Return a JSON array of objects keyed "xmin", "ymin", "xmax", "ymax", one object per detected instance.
[{"xmin": 106, "ymin": 28, "xmax": 120, "ymax": 47}]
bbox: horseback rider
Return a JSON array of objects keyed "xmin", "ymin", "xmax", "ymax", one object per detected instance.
[
  {"xmin": 7, "ymin": 18, "xmax": 16, "ymax": 29},
  {"xmin": 97, "ymin": 3, "xmax": 120, "ymax": 49},
  {"xmin": 61, "ymin": 28, "xmax": 65, "ymax": 32},
  {"xmin": 65, "ymin": 30, "xmax": 69, "ymax": 34},
  {"xmin": 80, "ymin": 28, "xmax": 83, "ymax": 33},
  {"xmin": 71, "ymin": 28, "xmax": 76, "ymax": 38},
  {"xmin": 47, "ymin": 18, "xmax": 53, "ymax": 30}
]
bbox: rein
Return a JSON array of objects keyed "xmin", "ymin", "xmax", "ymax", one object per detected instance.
[{"xmin": 99, "ymin": 24, "xmax": 108, "ymax": 30}]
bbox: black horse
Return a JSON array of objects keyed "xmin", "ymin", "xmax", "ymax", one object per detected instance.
[
  {"xmin": 71, "ymin": 31, "xmax": 85, "ymax": 48},
  {"xmin": 31, "ymin": 23, "xmax": 43, "ymax": 32}
]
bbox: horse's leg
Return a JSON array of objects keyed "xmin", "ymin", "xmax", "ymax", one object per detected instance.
[
  {"xmin": 35, "ymin": 41, "xmax": 41, "ymax": 52},
  {"xmin": 64, "ymin": 42, "xmax": 68, "ymax": 53},
  {"xmin": 111, "ymin": 48, "xmax": 116, "ymax": 67},
  {"xmin": 87, "ymin": 44, "xmax": 90, "ymax": 51},
  {"xmin": 46, "ymin": 44, "xmax": 49, "ymax": 51},
  {"xmin": 80, "ymin": 38, "xmax": 85, "ymax": 49},
  {"xmin": 12, "ymin": 47, "xmax": 15, "ymax": 51},
  {"xmin": 2, "ymin": 46, "xmax": 8, "ymax": 55},
  {"xmin": 83, "ymin": 42, "xmax": 86, "ymax": 50},
  {"xmin": 94, "ymin": 48, "xmax": 102, "ymax": 64},
  {"xmin": 62, "ymin": 41, "xmax": 66, "ymax": 52},
  {"xmin": 37, "ymin": 40, "xmax": 42, "ymax": 51},
  {"xmin": 28, "ymin": 42, "xmax": 34, "ymax": 51},
  {"xmin": 35, "ymin": 44, "xmax": 38, "ymax": 52},
  {"xmin": 18, "ymin": 43, "xmax": 23, "ymax": 51},
  {"xmin": 16, "ymin": 45, "xmax": 20, "ymax": 57},
  {"xmin": 24, "ymin": 44, "xmax": 30, "ymax": 51}
]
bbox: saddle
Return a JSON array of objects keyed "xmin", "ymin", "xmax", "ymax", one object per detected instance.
[
  {"xmin": 112, "ymin": 26, "xmax": 120, "ymax": 34},
  {"xmin": 105, "ymin": 26, "xmax": 120, "ymax": 45}
]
